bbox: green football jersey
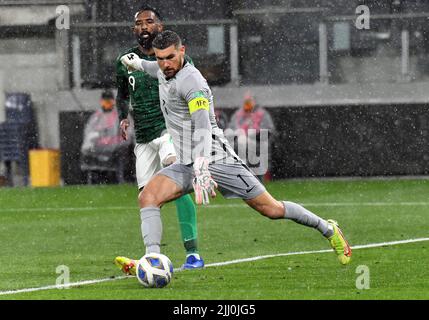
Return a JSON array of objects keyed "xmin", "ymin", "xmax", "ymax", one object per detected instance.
[{"xmin": 116, "ymin": 47, "xmax": 165, "ymax": 144}]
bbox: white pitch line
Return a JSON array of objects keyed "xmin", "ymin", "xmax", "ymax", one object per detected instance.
[
  {"xmin": 2, "ymin": 201, "xmax": 429, "ymax": 213},
  {"xmin": 0, "ymin": 206, "xmax": 135, "ymax": 213},
  {"xmin": 203, "ymin": 237, "xmax": 429, "ymax": 268},
  {"xmin": 0, "ymin": 276, "xmax": 130, "ymax": 296},
  {"xmin": 0, "ymin": 237, "xmax": 428, "ymax": 297},
  {"xmin": 302, "ymin": 202, "xmax": 429, "ymax": 207},
  {"xmin": 210, "ymin": 202, "xmax": 429, "ymax": 208}
]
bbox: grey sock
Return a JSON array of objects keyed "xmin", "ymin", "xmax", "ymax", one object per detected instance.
[
  {"xmin": 140, "ymin": 207, "xmax": 162, "ymax": 254},
  {"xmin": 283, "ymin": 201, "xmax": 333, "ymax": 237}
]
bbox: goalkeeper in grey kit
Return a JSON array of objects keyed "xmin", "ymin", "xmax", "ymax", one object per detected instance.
[{"xmin": 120, "ymin": 30, "xmax": 352, "ymax": 265}]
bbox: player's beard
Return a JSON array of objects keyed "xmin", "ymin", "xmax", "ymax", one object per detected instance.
[
  {"xmin": 136, "ymin": 30, "xmax": 159, "ymax": 50},
  {"xmin": 164, "ymin": 56, "xmax": 184, "ymax": 80}
]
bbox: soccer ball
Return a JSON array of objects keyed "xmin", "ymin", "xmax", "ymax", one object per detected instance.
[{"xmin": 136, "ymin": 253, "xmax": 173, "ymax": 288}]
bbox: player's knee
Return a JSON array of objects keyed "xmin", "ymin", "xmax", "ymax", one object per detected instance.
[
  {"xmin": 259, "ymin": 201, "xmax": 284, "ymax": 220},
  {"xmin": 263, "ymin": 210, "xmax": 281, "ymax": 220},
  {"xmin": 139, "ymin": 188, "xmax": 161, "ymax": 208}
]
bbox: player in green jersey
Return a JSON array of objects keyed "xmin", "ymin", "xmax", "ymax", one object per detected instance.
[{"xmin": 114, "ymin": 7, "xmax": 204, "ymax": 273}]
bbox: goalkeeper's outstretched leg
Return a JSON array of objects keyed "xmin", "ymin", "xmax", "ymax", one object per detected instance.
[
  {"xmin": 245, "ymin": 192, "xmax": 352, "ymax": 265},
  {"xmin": 139, "ymin": 162, "xmax": 352, "ymax": 265}
]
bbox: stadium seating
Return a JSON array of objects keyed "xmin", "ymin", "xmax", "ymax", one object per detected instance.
[{"xmin": 0, "ymin": 93, "xmax": 38, "ymax": 186}]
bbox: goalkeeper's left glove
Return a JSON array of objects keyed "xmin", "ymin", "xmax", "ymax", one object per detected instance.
[
  {"xmin": 192, "ymin": 157, "xmax": 217, "ymax": 205},
  {"xmin": 120, "ymin": 53, "xmax": 144, "ymax": 72}
]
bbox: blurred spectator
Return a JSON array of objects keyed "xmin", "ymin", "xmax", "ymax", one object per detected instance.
[
  {"xmin": 80, "ymin": 90, "xmax": 133, "ymax": 184},
  {"xmin": 227, "ymin": 92, "xmax": 275, "ymax": 182}
]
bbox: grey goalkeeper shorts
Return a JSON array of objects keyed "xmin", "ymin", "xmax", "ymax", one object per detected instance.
[{"xmin": 156, "ymin": 159, "xmax": 266, "ymax": 200}]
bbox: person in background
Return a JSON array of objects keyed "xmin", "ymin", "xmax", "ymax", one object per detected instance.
[
  {"xmin": 227, "ymin": 92, "xmax": 276, "ymax": 182},
  {"xmin": 80, "ymin": 90, "xmax": 132, "ymax": 183}
]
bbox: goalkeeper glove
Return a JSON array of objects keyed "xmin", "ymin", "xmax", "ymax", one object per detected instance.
[
  {"xmin": 120, "ymin": 53, "xmax": 144, "ymax": 72},
  {"xmin": 192, "ymin": 157, "xmax": 217, "ymax": 205}
]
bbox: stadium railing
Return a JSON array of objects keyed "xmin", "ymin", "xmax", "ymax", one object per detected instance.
[
  {"xmin": 69, "ymin": 19, "xmax": 239, "ymax": 88},
  {"xmin": 319, "ymin": 12, "xmax": 429, "ymax": 85}
]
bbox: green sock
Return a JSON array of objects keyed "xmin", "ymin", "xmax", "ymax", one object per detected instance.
[{"xmin": 174, "ymin": 194, "xmax": 199, "ymax": 254}]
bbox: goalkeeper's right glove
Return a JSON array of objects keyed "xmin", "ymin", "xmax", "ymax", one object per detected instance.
[
  {"xmin": 192, "ymin": 157, "xmax": 217, "ymax": 205},
  {"xmin": 120, "ymin": 53, "xmax": 144, "ymax": 72}
]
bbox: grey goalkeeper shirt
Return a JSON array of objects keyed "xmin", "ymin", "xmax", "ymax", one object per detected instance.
[{"xmin": 142, "ymin": 59, "xmax": 238, "ymax": 165}]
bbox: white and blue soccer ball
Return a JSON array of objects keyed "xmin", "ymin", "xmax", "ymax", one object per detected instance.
[{"xmin": 136, "ymin": 253, "xmax": 173, "ymax": 288}]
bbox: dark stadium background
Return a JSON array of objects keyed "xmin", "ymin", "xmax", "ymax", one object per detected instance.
[{"xmin": 2, "ymin": 0, "xmax": 429, "ymax": 184}]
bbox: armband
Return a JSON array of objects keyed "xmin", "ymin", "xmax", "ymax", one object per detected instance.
[{"xmin": 188, "ymin": 97, "xmax": 209, "ymax": 114}]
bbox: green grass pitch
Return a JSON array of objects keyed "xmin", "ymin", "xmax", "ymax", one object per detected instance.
[{"xmin": 0, "ymin": 179, "xmax": 428, "ymax": 300}]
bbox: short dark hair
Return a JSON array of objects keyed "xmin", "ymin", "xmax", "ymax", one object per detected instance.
[
  {"xmin": 152, "ymin": 30, "xmax": 182, "ymax": 50},
  {"xmin": 101, "ymin": 89, "xmax": 114, "ymax": 100},
  {"xmin": 135, "ymin": 6, "xmax": 162, "ymax": 21}
]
